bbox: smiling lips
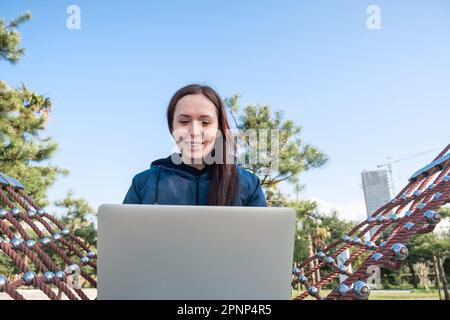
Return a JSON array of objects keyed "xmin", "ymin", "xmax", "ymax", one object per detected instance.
[{"xmin": 186, "ymin": 141, "xmax": 205, "ymax": 149}]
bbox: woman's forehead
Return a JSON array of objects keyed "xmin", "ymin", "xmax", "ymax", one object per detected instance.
[{"xmin": 174, "ymin": 94, "xmax": 217, "ymax": 117}]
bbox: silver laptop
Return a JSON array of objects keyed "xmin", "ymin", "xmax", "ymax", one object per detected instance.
[{"xmin": 97, "ymin": 204, "xmax": 296, "ymax": 300}]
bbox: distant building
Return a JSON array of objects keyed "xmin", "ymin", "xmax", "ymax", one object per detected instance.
[
  {"xmin": 361, "ymin": 169, "xmax": 392, "ymax": 217},
  {"xmin": 361, "ymin": 169, "xmax": 391, "ymax": 289}
]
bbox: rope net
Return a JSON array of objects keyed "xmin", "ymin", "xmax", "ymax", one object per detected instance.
[
  {"xmin": 0, "ymin": 183, "xmax": 96, "ymax": 300},
  {"xmin": 291, "ymin": 144, "xmax": 450, "ymax": 300}
]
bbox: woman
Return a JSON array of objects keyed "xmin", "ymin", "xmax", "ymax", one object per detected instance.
[{"xmin": 123, "ymin": 84, "xmax": 267, "ymax": 206}]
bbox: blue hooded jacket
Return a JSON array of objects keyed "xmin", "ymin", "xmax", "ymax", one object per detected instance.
[{"xmin": 123, "ymin": 155, "xmax": 268, "ymax": 206}]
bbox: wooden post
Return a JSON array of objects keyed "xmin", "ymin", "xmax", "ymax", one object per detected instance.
[
  {"xmin": 433, "ymin": 255, "xmax": 442, "ymax": 300},
  {"xmin": 436, "ymin": 254, "xmax": 449, "ymax": 300},
  {"xmin": 307, "ymin": 234, "xmax": 316, "ymax": 284}
]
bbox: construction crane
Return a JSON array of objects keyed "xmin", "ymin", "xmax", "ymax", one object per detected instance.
[{"xmin": 377, "ymin": 148, "xmax": 439, "ymax": 195}]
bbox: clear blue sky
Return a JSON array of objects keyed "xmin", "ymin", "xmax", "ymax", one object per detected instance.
[{"xmin": 1, "ymin": 0, "xmax": 449, "ymax": 221}]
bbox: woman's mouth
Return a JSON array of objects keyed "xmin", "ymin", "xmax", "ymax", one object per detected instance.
[{"xmin": 187, "ymin": 142, "xmax": 205, "ymax": 148}]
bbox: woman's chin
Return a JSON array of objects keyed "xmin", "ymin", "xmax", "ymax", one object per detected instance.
[{"xmin": 182, "ymin": 151, "xmax": 205, "ymax": 163}]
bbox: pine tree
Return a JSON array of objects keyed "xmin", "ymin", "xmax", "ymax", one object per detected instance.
[
  {"xmin": 1, "ymin": 12, "xmax": 68, "ymax": 207},
  {"xmin": 0, "ymin": 12, "xmax": 32, "ymax": 63},
  {"xmin": 225, "ymin": 94, "xmax": 328, "ymax": 205}
]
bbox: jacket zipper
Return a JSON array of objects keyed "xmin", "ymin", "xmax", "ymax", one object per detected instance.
[
  {"xmin": 195, "ymin": 176, "xmax": 200, "ymax": 205},
  {"xmin": 152, "ymin": 165, "xmax": 204, "ymax": 205},
  {"xmin": 154, "ymin": 166, "xmax": 161, "ymax": 204}
]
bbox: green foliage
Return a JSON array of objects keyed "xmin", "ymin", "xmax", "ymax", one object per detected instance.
[
  {"xmin": 443, "ymin": 257, "xmax": 450, "ymax": 279},
  {"xmin": 0, "ymin": 12, "xmax": 31, "ymax": 64},
  {"xmin": 0, "ymin": 81, "xmax": 69, "ymax": 207},
  {"xmin": 55, "ymin": 191, "xmax": 97, "ymax": 247},
  {"xmin": 439, "ymin": 207, "xmax": 450, "ymax": 219},
  {"xmin": 290, "ymin": 200, "xmax": 320, "ymax": 263},
  {"xmin": 289, "ymin": 199, "xmax": 357, "ymax": 264},
  {"xmin": 381, "ymin": 268, "xmax": 403, "ymax": 289},
  {"xmin": 408, "ymin": 232, "xmax": 450, "ymax": 263},
  {"xmin": 321, "ymin": 210, "xmax": 357, "ymax": 243},
  {"xmin": 1, "ymin": 12, "xmax": 69, "ymax": 207}
]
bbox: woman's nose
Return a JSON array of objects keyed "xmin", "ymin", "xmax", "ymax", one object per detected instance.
[{"xmin": 190, "ymin": 121, "xmax": 203, "ymax": 138}]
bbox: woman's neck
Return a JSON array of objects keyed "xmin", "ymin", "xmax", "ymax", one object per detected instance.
[{"xmin": 181, "ymin": 155, "xmax": 206, "ymax": 171}]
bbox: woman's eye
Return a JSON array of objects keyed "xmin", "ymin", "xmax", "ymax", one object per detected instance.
[
  {"xmin": 179, "ymin": 120, "xmax": 190, "ymax": 124},
  {"xmin": 202, "ymin": 122, "xmax": 211, "ymax": 125}
]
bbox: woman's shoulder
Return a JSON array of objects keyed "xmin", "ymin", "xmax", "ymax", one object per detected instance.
[
  {"xmin": 236, "ymin": 166, "xmax": 262, "ymax": 190},
  {"xmin": 131, "ymin": 155, "xmax": 175, "ymax": 183},
  {"xmin": 235, "ymin": 166, "xmax": 267, "ymax": 206},
  {"xmin": 131, "ymin": 166, "xmax": 161, "ymax": 186}
]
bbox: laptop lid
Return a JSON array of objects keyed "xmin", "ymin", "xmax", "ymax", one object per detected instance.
[{"xmin": 97, "ymin": 204, "xmax": 296, "ymax": 300}]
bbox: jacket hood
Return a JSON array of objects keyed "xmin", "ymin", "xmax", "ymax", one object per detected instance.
[{"xmin": 123, "ymin": 154, "xmax": 268, "ymax": 206}]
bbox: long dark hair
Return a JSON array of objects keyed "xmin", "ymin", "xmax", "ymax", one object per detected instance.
[{"xmin": 166, "ymin": 84, "xmax": 240, "ymax": 206}]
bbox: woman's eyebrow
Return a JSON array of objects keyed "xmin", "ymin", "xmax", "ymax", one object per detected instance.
[{"xmin": 177, "ymin": 114, "xmax": 214, "ymax": 119}]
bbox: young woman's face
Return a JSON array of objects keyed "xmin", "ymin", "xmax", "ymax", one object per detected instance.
[{"xmin": 172, "ymin": 94, "xmax": 219, "ymax": 162}]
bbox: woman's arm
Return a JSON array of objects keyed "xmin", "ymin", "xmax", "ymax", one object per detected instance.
[
  {"xmin": 123, "ymin": 176, "xmax": 142, "ymax": 204},
  {"xmin": 246, "ymin": 175, "xmax": 268, "ymax": 207}
]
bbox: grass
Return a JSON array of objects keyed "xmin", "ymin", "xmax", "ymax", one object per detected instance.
[{"xmin": 291, "ymin": 288, "xmax": 442, "ymax": 300}]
